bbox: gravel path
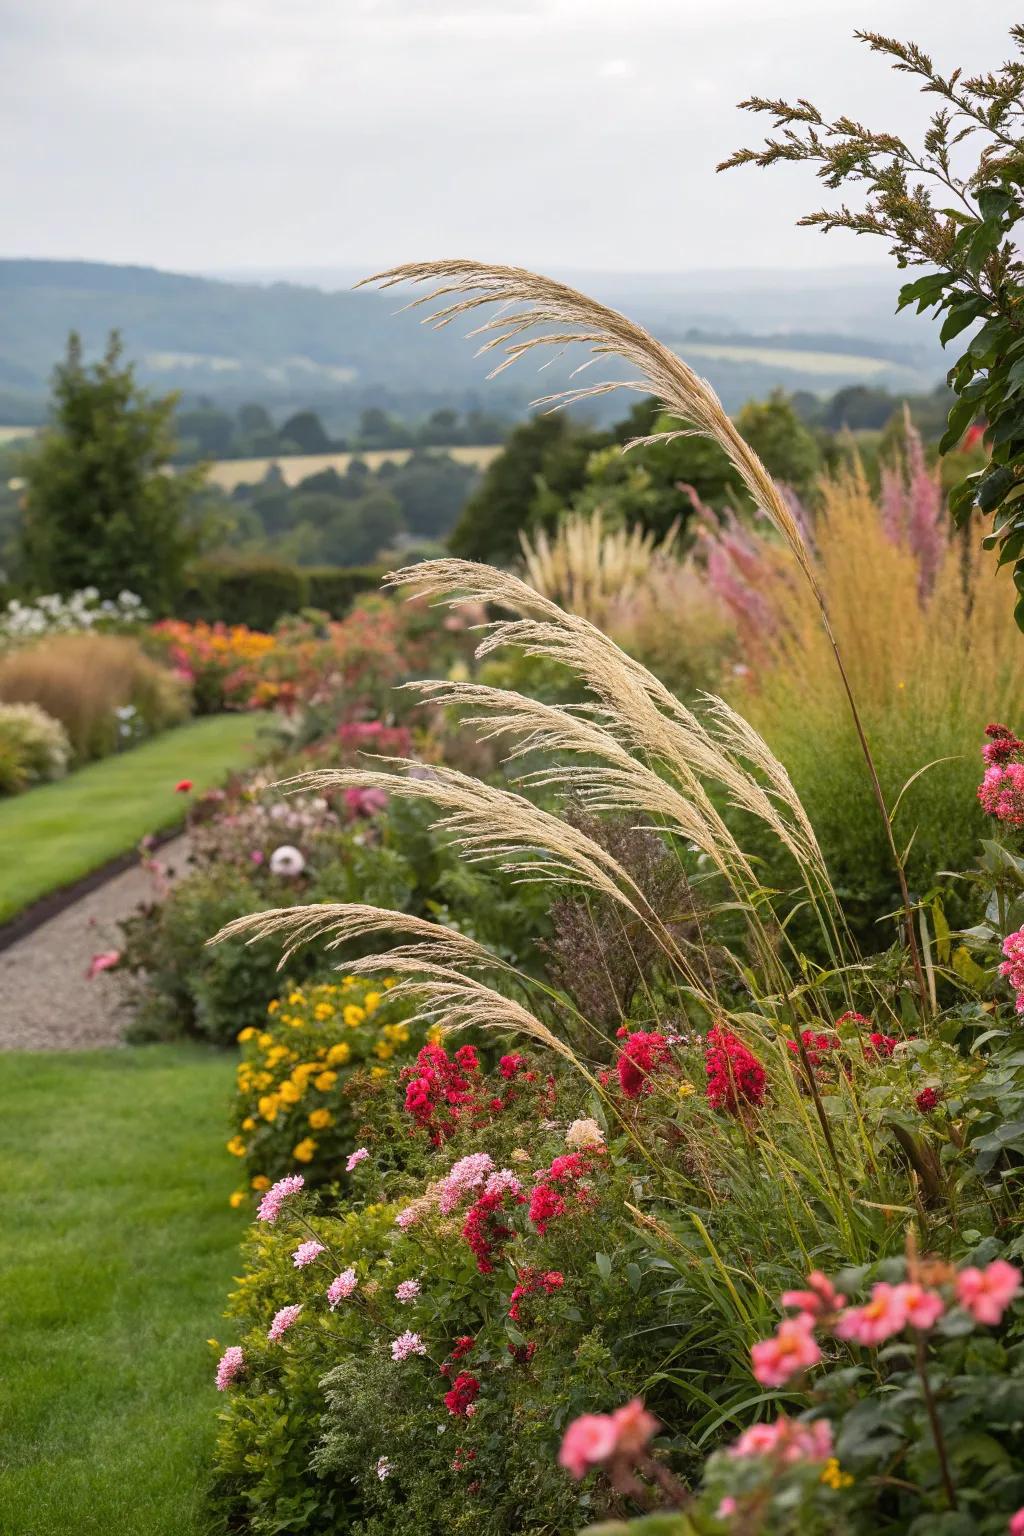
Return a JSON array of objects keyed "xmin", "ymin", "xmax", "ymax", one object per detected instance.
[{"xmin": 0, "ymin": 837, "xmax": 191, "ymax": 1051}]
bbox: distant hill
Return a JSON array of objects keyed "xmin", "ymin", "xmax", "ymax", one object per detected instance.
[{"xmin": 0, "ymin": 258, "xmax": 945, "ymax": 427}]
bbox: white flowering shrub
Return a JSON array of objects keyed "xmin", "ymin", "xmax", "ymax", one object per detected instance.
[
  {"xmin": 0, "ymin": 702, "xmax": 70, "ymax": 793},
  {"xmin": 0, "ymin": 588, "xmax": 147, "ymax": 646}
]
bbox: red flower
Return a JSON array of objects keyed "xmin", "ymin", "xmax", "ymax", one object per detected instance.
[
  {"xmin": 508, "ymin": 1267, "xmax": 565, "ymax": 1322},
  {"xmin": 443, "ymin": 1372, "xmax": 480, "ymax": 1417},
  {"xmin": 616, "ymin": 1031, "xmax": 674, "ymax": 1100},
  {"xmin": 462, "ymin": 1184, "xmax": 525, "ymax": 1273},
  {"xmin": 865, "ymin": 1032, "xmax": 899, "ymax": 1061},
  {"xmin": 915, "ymin": 1086, "xmax": 941, "ymax": 1114},
  {"xmin": 704, "ymin": 1026, "xmax": 766, "ymax": 1113},
  {"xmin": 174, "ymin": 779, "xmax": 193, "ymax": 794}
]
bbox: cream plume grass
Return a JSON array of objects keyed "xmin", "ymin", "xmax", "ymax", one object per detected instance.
[
  {"xmin": 360, "ymin": 261, "xmax": 817, "ymax": 591},
  {"xmin": 211, "ymin": 903, "xmax": 501, "ymax": 970}
]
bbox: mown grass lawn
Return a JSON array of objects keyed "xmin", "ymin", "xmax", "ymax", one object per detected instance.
[
  {"xmin": 0, "ymin": 1046, "xmax": 243, "ymax": 1535},
  {"xmin": 0, "ymin": 714, "xmax": 258, "ymax": 922}
]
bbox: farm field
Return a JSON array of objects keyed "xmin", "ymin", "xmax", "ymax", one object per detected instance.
[
  {"xmin": 680, "ymin": 339, "xmax": 918, "ymax": 380},
  {"xmin": 204, "ymin": 442, "xmax": 502, "ymax": 492}
]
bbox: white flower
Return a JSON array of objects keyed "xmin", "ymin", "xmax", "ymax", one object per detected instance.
[
  {"xmin": 376, "ymin": 1456, "xmax": 392, "ymax": 1480},
  {"xmin": 565, "ymin": 1117, "xmax": 605, "ymax": 1151},
  {"xmin": 269, "ymin": 845, "xmax": 306, "ymax": 877}
]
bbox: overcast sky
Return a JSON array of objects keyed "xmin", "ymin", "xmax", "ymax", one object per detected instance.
[{"xmin": 1, "ymin": 0, "xmax": 1017, "ymax": 277}]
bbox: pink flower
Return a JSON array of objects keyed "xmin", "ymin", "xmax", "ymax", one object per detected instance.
[
  {"xmin": 86, "ymin": 949, "xmax": 121, "ymax": 980},
  {"xmin": 390, "ymin": 1330, "xmax": 426, "ymax": 1361},
  {"xmin": 730, "ymin": 1416, "xmax": 833, "ymax": 1464},
  {"xmin": 344, "ymin": 785, "xmax": 389, "ymax": 819},
  {"xmin": 327, "ymin": 1269, "xmax": 358, "ymax": 1308},
  {"xmin": 215, "ymin": 1345, "xmax": 244, "ymax": 1391},
  {"xmin": 256, "ymin": 1173, "xmax": 304, "ymax": 1223},
  {"xmin": 956, "ymin": 1260, "xmax": 1022, "ymax": 1325},
  {"xmin": 1009, "ymin": 1509, "xmax": 1024, "ymax": 1536},
  {"xmin": 835, "ymin": 1282, "xmax": 908, "ymax": 1346},
  {"xmin": 896, "ymin": 1282, "xmax": 944, "ymax": 1331},
  {"xmin": 267, "ymin": 1304, "xmax": 302, "ymax": 1342},
  {"xmin": 610, "ymin": 1398, "xmax": 658, "ymax": 1456},
  {"xmin": 484, "ymin": 1168, "xmax": 523, "ymax": 1199},
  {"xmin": 346, "ymin": 1147, "xmax": 370, "ymax": 1173},
  {"xmin": 175, "ymin": 779, "xmax": 193, "ymax": 794},
  {"xmin": 780, "ymin": 1270, "xmax": 845, "ymax": 1318},
  {"xmin": 717, "ymin": 1497, "xmax": 738, "ymax": 1518},
  {"xmin": 750, "ymin": 1314, "xmax": 821, "ymax": 1387},
  {"xmin": 558, "ymin": 1414, "xmax": 620, "ymax": 1479},
  {"xmin": 395, "ymin": 1206, "xmax": 419, "ymax": 1229},
  {"xmin": 437, "ymin": 1152, "xmax": 494, "ymax": 1214},
  {"xmin": 292, "ymin": 1240, "xmax": 325, "ymax": 1268},
  {"xmin": 395, "ymin": 1279, "xmax": 421, "ymax": 1304}
]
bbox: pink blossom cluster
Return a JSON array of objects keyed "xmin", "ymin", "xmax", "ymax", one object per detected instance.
[
  {"xmin": 345, "ymin": 1147, "xmax": 369, "ymax": 1173},
  {"xmin": 729, "ymin": 1415, "xmax": 833, "ymax": 1465},
  {"xmin": 292, "ymin": 1240, "xmax": 325, "ymax": 1268},
  {"xmin": 327, "ymin": 1269, "xmax": 358, "ymax": 1308},
  {"xmin": 267, "ymin": 1304, "xmax": 303, "ymax": 1343},
  {"xmin": 395, "ymin": 1279, "xmax": 421, "ymax": 1304},
  {"xmin": 437, "ymin": 1151, "xmax": 494, "ymax": 1214},
  {"xmin": 256, "ymin": 1174, "xmax": 305, "ymax": 1224},
  {"xmin": 1001, "ymin": 927, "xmax": 1024, "ymax": 1013},
  {"xmin": 391, "ymin": 1330, "xmax": 427, "ymax": 1361},
  {"xmin": 558, "ymin": 1398, "xmax": 658, "ymax": 1480},
  {"xmin": 750, "ymin": 1259, "xmax": 1022, "ymax": 1388},
  {"xmin": 978, "ymin": 763, "xmax": 1024, "ymax": 827},
  {"xmin": 215, "ymin": 1345, "xmax": 244, "ymax": 1391}
]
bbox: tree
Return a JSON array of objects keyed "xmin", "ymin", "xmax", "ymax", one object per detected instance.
[
  {"xmin": 736, "ymin": 392, "xmax": 821, "ymax": 497},
  {"xmin": 18, "ymin": 332, "xmax": 203, "ymax": 611},
  {"xmin": 722, "ymin": 23, "xmax": 1024, "ymax": 624},
  {"xmin": 278, "ymin": 410, "xmax": 332, "ymax": 454}
]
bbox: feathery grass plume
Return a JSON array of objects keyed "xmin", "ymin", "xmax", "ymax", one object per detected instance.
[
  {"xmin": 390, "ymin": 562, "xmax": 842, "ymax": 959},
  {"xmin": 275, "ymin": 760, "xmax": 651, "ymax": 917},
  {"xmin": 336, "ymin": 955, "xmax": 582, "ymax": 1067},
  {"xmin": 211, "ymin": 903, "xmax": 502, "ymax": 971},
  {"xmin": 518, "ymin": 509, "xmax": 681, "ymax": 627},
  {"xmin": 360, "ymin": 261, "xmax": 817, "ymax": 591},
  {"xmin": 365, "ymin": 260, "xmax": 928, "ymax": 1008}
]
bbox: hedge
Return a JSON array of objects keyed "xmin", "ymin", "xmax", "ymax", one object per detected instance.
[{"xmin": 177, "ymin": 561, "xmax": 386, "ymax": 629}]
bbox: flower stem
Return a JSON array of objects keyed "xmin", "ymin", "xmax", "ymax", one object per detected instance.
[{"xmin": 915, "ymin": 1330, "xmax": 957, "ymax": 1510}]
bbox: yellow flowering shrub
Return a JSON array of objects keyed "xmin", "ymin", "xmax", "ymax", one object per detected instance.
[{"xmin": 226, "ymin": 977, "xmax": 425, "ymax": 1198}]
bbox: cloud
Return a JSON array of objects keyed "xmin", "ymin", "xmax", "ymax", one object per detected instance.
[{"xmin": 0, "ymin": 1, "xmax": 1016, "ymax": 272}]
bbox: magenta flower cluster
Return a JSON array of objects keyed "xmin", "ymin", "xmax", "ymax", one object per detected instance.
[{"xmin": 257, "ymin": 1174, "xmax": 304, "ymax": 1224}]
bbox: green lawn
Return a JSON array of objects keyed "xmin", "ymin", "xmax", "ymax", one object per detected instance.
[
  {"xmin": 0, "ymin": 1047, "xmax": 244, "ymax": 1535},
  {"xmin": 0, "ymin": 714, "xmax": 258, "ymax": 922}
]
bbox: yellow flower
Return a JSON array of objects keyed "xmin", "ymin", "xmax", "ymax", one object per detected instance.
[
  {"xmin": 314, "ymin": 1003, "xmax": 333, "ymax": 1022},
  {"xmin": 267, "ymin": 999, "xmax": 279, "ymax": 1015},
  {"xmin": 258, "ymin": 1032, "xmax": 273, "ymax": 1049},
  {"xmin": 326, "ymin": 1042, "xmax": 351, "ymax": 1068},
  {"xmin": 226, "ymin": 1135, "xmax": 247, "ymax": 1157},
  {"xmin": 309, "ymin": 1108, "xmax": 333, "ymax": 1130},
  {"xmin": 363, "ymin": 991, "xmax": 382, "ymax": 1013},
  {"xmin": 291, "ymin": 1062, "xmax": 318, "ymax": 1086},
  {"xmin": 314, "ymin": 1071, "xmax": 338, "ymax": 1092},
  {"xmin": 251, "ymin": 1175, "xmax": 271, "ymax": 1191},
  {"xmin": 288, "ymin": 990, "xmax": 305, "ymax": 1006},
  {"xmin": 252, "ymin": 1071, "xmax": 273, "ymax": 1092},
  {"xmin": 293, "ymin": 1138, "xmax": 317, "ymax": 1163},
  {"xmin": 342, "ymin": 975, "xmax": 357, "ymax": 987},
  {"xmin": 237, "ymin": 1027, "xmax": 256, "ymax": 1043},
  {"xmin": 383, "ymin": 978, "xmax": 397, "ymax": 989},
  {"xmin": 373, "ymin": 1040, "xmax": 395, "ymax": 1061},
  {"xmin": 383, "ymin": 1022, "xmax": 409, "ymax": 1044},
  {"xmin": 258, "ymin": 1094, "xmax": 280, "ymax": 1122},
  {"xmin": 241, "ymin": 1117, "xmax": 256, "ymax": 1132},
  {"xmin": 820, "ymin": 1459, "xmax": 853, "ymax": 1490},
  {"xmin": 677, "ymin": 1081, "xmax": 696, "ymax": 1099},
  {"xmin": 265, "ymin": 1045, "xmax": 289, "ymax": 1067},
  {"xmin": 370, "ymin": 1066, "xmax": 389, "ymax": 1082},
  {"xmin": 229, "ymin": 1190, "xmax": 246, "ymax": 1209},
  {"xmin": 279, "ymin": 1080, "xmax": 302, "ymax": 1105},
  {"xmin": 426, "ymin": 1024, "xmax": 444, "ymax": 1045},
  {"xmin": 343, "ymin": 1004, "xmax": 366, "ymax": 1028}
]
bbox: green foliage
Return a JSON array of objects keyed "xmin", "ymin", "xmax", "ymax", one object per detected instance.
[
  {"xmin": 179, "ymin": 557, "xmax": 309, "ymax": 629},
  {"xmin": 723, "ymin": 23, "xmax": 1024, "ymax": 625},
  {"xmin": 305, "ymin": 564, "xmax": 388, "ymax": 617},
  {"xmin": 17, "ymin": 332, "xmax": 204, "ymax": 612}
]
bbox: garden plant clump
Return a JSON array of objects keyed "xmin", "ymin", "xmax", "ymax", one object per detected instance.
[{"xmin": 198, "ymin": 33, "xmax": 1024, "ymax": 1522}]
